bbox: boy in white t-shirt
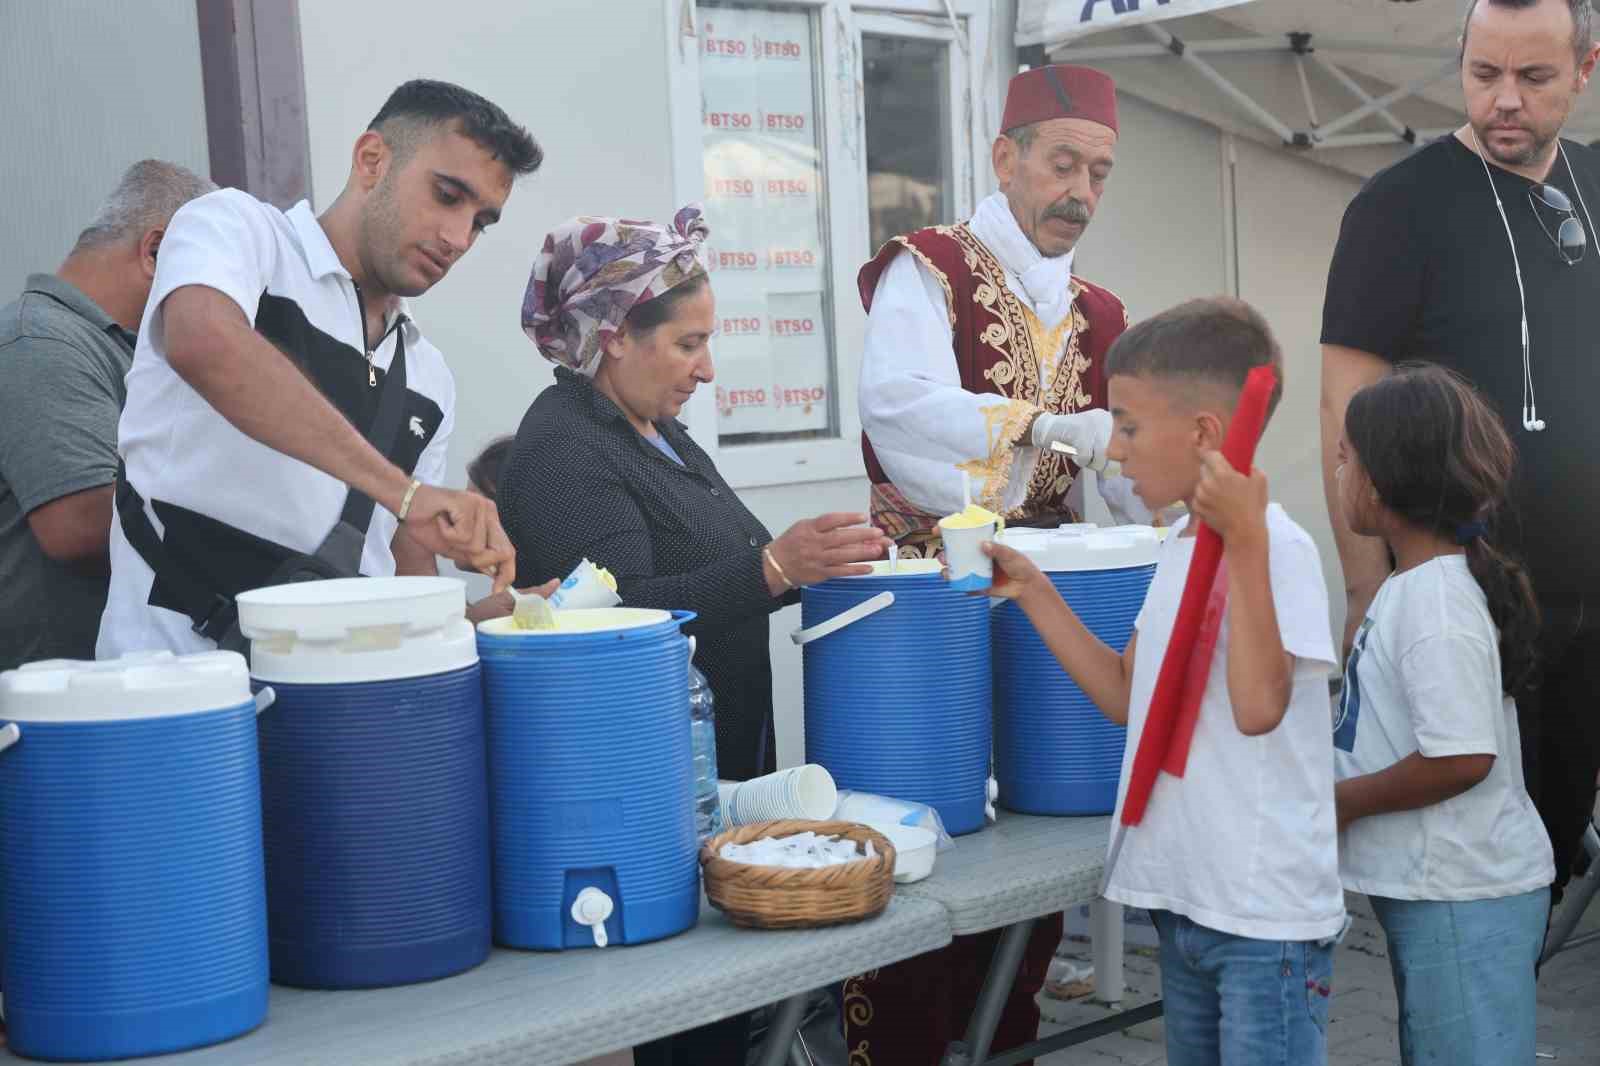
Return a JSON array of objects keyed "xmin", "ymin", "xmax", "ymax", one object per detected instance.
[
  {"xmin": 985, "ymin": 298, "xmax": 1343, "ymax": 1066},
  {"xmin": 1332, "ymin": 364, "xmax": 1552, "ymax": 1066}
]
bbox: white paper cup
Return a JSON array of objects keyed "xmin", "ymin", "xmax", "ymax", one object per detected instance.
[
  {"xmin": 788, "ymin": 764, "xmax": 838, "ymax": 819},
  {"xmin": 940, "ymin": 519, "xmax": 1000, "ymax": 592},
  {"xmin": 549, "ymin": 558, "xmax": 622, "ymax": 610},
  {"xmin": 726, "ymin": 765, "xmax": 838, "ymax": 824}
]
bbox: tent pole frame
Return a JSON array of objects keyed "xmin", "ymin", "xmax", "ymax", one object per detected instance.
[{"xmin": 1046, "ymin": 28, "xmax": 1460, "ymax": 152}]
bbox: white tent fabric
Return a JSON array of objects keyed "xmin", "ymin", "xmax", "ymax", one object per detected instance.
[
  {"xmin": 1016, "ymin": 0, "xmax": 1260, "ymax": 48},
  {"xmin": 1020, "ymin": 0, "xmax": 1600, "ymax": 148}
]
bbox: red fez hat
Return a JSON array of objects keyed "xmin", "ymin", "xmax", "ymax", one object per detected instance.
[{"xmin": 1001, "ymin": 65, "xmax": 1118, "ymax": 135}]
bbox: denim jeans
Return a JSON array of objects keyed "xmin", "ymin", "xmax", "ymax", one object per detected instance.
[
  {"xmin": 1149, "ymin": 910, "xmax": 1335, "ymax": 1066},
  {"xmin": 1368, "ymin": 888, "xmax": 1549, "ymax": 1066}
]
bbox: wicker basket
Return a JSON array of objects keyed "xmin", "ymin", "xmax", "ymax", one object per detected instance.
[{"xmin": 699, "ymin": 819, "xmax": 896, "ymax": 929}]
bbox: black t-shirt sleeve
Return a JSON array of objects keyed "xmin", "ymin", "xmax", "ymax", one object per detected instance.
[{"xmin": 1320, "ymin": 168, "xmax": 1426, "ymax": 361}]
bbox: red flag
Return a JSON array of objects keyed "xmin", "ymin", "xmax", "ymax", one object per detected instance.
[
  {"xmin": 1164, "ymin": 558, "xmax": 1229, "ymax": 776},
  {"xmin": 1120, "ymin": 366, "xmax": 1276, "ymax": 826}
]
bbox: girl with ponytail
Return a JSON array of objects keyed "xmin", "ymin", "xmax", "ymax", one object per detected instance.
[{"xmin": 1331, "ymin": 363, "xmax": 1554, "ymax": 1066}]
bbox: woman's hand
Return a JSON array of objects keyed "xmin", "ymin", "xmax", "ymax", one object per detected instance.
[
  {"xmin": 976, "ymin": 541, "xmax": 1051, "ymax": 603},
  {"xmin": 1190, "ymin": 451, "xmax": 1268, "ymax": 548},
  {"xmin": 765, "ymin": 512, "xmax": 890, "ymax": 594}
]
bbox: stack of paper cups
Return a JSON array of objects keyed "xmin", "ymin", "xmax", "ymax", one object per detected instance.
[
  {"xmin": 718, "ymin": 765, "xmax": 838, "ymax": 825},
  {"xmin": 549, "ymin": 559, "xmax": 622, "ymax": 610}
]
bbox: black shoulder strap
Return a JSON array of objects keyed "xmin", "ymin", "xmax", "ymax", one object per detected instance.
[
  {"xmin": 338, "ymin": 320, "xmax": 409, "ymax": 535},
  {"xmin": 114, "ymin": 316, "xmax": 415, "ymax": 646},
  {"xmin": 116, "ymin": 467, "xmax": 241, "ymax": 644}
]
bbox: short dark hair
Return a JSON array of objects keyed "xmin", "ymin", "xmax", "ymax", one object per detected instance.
[
  {"xmin": 622, "ymin": 273, "xmax": 711, "ymax": 336},
  {"xmin": 467, "ymin": 432, "xmax": 515, "ymax": 499},
  {"xmin": 467, "ymin": 435, "xmax": 515, "ymax": 501},
  {"xmin": 1105, "ymin": 296, "xmax": 1285, "ymax": 419},
  {"xmin": 1461, "ymin": 0, "xmax": 1595, "ymax": 64},
  {"xmin": 1003, "ymin": 124, "xmax": 1040, "ymax": 154},
  {"xmin": 370, "ymin": 79, "xmax": 542, "ymax": 176}
]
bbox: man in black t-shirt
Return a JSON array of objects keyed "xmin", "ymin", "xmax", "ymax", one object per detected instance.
[{"xmin": 1321, "ymin": 0, "xmax": 1600, "ymax": 897}]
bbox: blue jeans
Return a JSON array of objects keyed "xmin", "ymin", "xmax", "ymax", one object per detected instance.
[
  {"xmin": 1368, "ymin": 888, "xmax": 1549, "ymax": 1066},
  {"xmin": 1149, "ymin": 910, "xmax": 1334, "ymax": 1066}
]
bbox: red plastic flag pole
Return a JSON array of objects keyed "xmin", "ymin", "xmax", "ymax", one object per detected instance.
[
  {"xmin": 1164, "ymin": 558, "xmax": 1229, "ymax": 777},
  {"xmin": 1100, "ymin": 365, "xmax": 1277, "ymax": 894}
]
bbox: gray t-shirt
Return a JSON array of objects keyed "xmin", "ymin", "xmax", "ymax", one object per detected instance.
[{"xmin": 0, "ymin": 274, "xmax": 134, "ymax": 671}]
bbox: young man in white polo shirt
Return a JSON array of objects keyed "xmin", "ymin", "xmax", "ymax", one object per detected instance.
[{"xmin": 99, "ymin": 80, "xmax": 540, "ymax": 658}]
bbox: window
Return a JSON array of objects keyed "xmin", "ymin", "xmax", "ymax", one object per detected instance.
[
  {"xmin": 699, "ymin": 1, "xmax": 839, "ymax": 445},
  {"xmin": 864, "ymin": 33, "xmax": 954, "ymax": 251},
  {"xmin": 667, "ymin": 0, "xmax": 986, "ymax": 488}
]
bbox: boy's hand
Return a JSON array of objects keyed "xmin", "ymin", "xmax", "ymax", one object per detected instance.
[
  {"xmin": 1191, "ymin": 451, "xmax": 1268, "ymax": 547},
  {"xmin": 974, "ymin": 541, "xmax": 1050, "ymax": 602}
]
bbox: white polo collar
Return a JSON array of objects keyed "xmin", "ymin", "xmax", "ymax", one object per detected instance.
[{"xmin": 286, "ymin": 200, "xmax": 419, "ymax": 337}]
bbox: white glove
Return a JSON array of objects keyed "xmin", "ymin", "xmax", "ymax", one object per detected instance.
[{"xmin": 1031, "ymin": 408, "xmax": 1113, "ymax": 472}]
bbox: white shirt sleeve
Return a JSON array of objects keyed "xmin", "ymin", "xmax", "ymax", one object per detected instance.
[
  {"xmin": 859, "ymin": 249, "xmax": 1041, "ymax": 515},
  {"xmin": 146, "ymin": 188, "xmax": 278, "ymax": 332},
  {"xmin": 1267, "ymin": 511, "xmax": 1338, "ymax": 676},
  {"xmin": 413, "ymin": 368, "xmax": 455, "ymax": 490},
  {"xmin": 1399, "ymin": 634, "xmax": 1501, "ymax": 757}
]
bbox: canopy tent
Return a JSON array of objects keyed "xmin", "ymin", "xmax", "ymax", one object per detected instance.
[{"xmin": 1018, "ymin": 0, "xmax": 1600, "ymax": 151}]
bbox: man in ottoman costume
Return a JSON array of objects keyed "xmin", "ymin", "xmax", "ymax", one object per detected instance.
[{"xmin": 847, "ymin": 64, "xmax": 1135, "ymax": 1064}]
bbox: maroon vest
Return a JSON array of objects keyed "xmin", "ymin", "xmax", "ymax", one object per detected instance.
[{"xmin": 858, "ymin": 222, "xmax": 1128, "ymax": 535}]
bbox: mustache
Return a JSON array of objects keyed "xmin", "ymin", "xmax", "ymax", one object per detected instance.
[{"xmin": 1044, "ymin": 199, "xmax": 1092, "ymax": 225}]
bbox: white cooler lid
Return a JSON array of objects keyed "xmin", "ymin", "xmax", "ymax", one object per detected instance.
[
  {"xmin": 838, "ymin": 558, "xmax": 943, "ymax": 578},
  {"xmin": 237, "ymin": 576, "xmax": 465, "ymax": 640},
  {"xmin": 477, "ymin": 607, "xmax": 672, "ymax": 636},
  {"xmin": 239, "ymin": 577, "xmax": 477, "ymax": 684},
  {"xmin": 996, "ymin": 525, "xmax": 1161, "ymax": 572},
  {"xmin": 0, "ymin": 651, "xmax": 251, "ymax": 722}
]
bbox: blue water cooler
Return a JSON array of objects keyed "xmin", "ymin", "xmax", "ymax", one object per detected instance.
[
  {"xmin": 237, "ymin": 577, "xmax": 490, "ymax": 988},
  {"xmin": 992, "ymin": 527, "xmax": 1160, "ymax": 815},
  {"xmin": 0, "ymin": 651, "xmax": 269, "ymax": 1060},
  {"xmin": 477, "ymin": 608, "xmax": 699, "ymax": 950},
  {"xmin": 798, "ymin": 559, "xmax": 991, "ymax": 835}
]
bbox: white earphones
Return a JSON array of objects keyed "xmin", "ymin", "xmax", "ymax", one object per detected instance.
[{"xmin": 1471, "ymin": 126, "xmax": 1597, "ymax": 433}]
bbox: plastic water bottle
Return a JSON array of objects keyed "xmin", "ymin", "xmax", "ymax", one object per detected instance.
[{"xmin": 688, "ymin": 663, "xmax": 724, "ymax": 841}]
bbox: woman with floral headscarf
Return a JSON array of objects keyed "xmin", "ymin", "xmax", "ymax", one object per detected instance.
[
  {"xmin": 501, "ymin": 206, "xmax": 886, "ymax": 1063},
  {"xmin": 503, "ymin": 206, "xmax": 888, "ymax": 780}
]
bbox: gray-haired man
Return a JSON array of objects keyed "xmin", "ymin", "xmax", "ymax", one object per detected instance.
[{"xmin": 0, "ymin": 159, "xmax": 214, "ymax": 670}]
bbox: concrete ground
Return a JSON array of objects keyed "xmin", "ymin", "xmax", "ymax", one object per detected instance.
[{"xmin": 1037, "ymin": 876, "xmax": 1600, "ymax": 1065}]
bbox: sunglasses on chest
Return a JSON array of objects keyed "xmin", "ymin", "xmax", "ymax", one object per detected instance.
[
  {"xmin": 1529, "ymin": 182, "xmax": 1588, "ymax": 265},
  {"xmin": 1470, "ymin": 128, "xmax": 1598, "ymax": 433}
]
